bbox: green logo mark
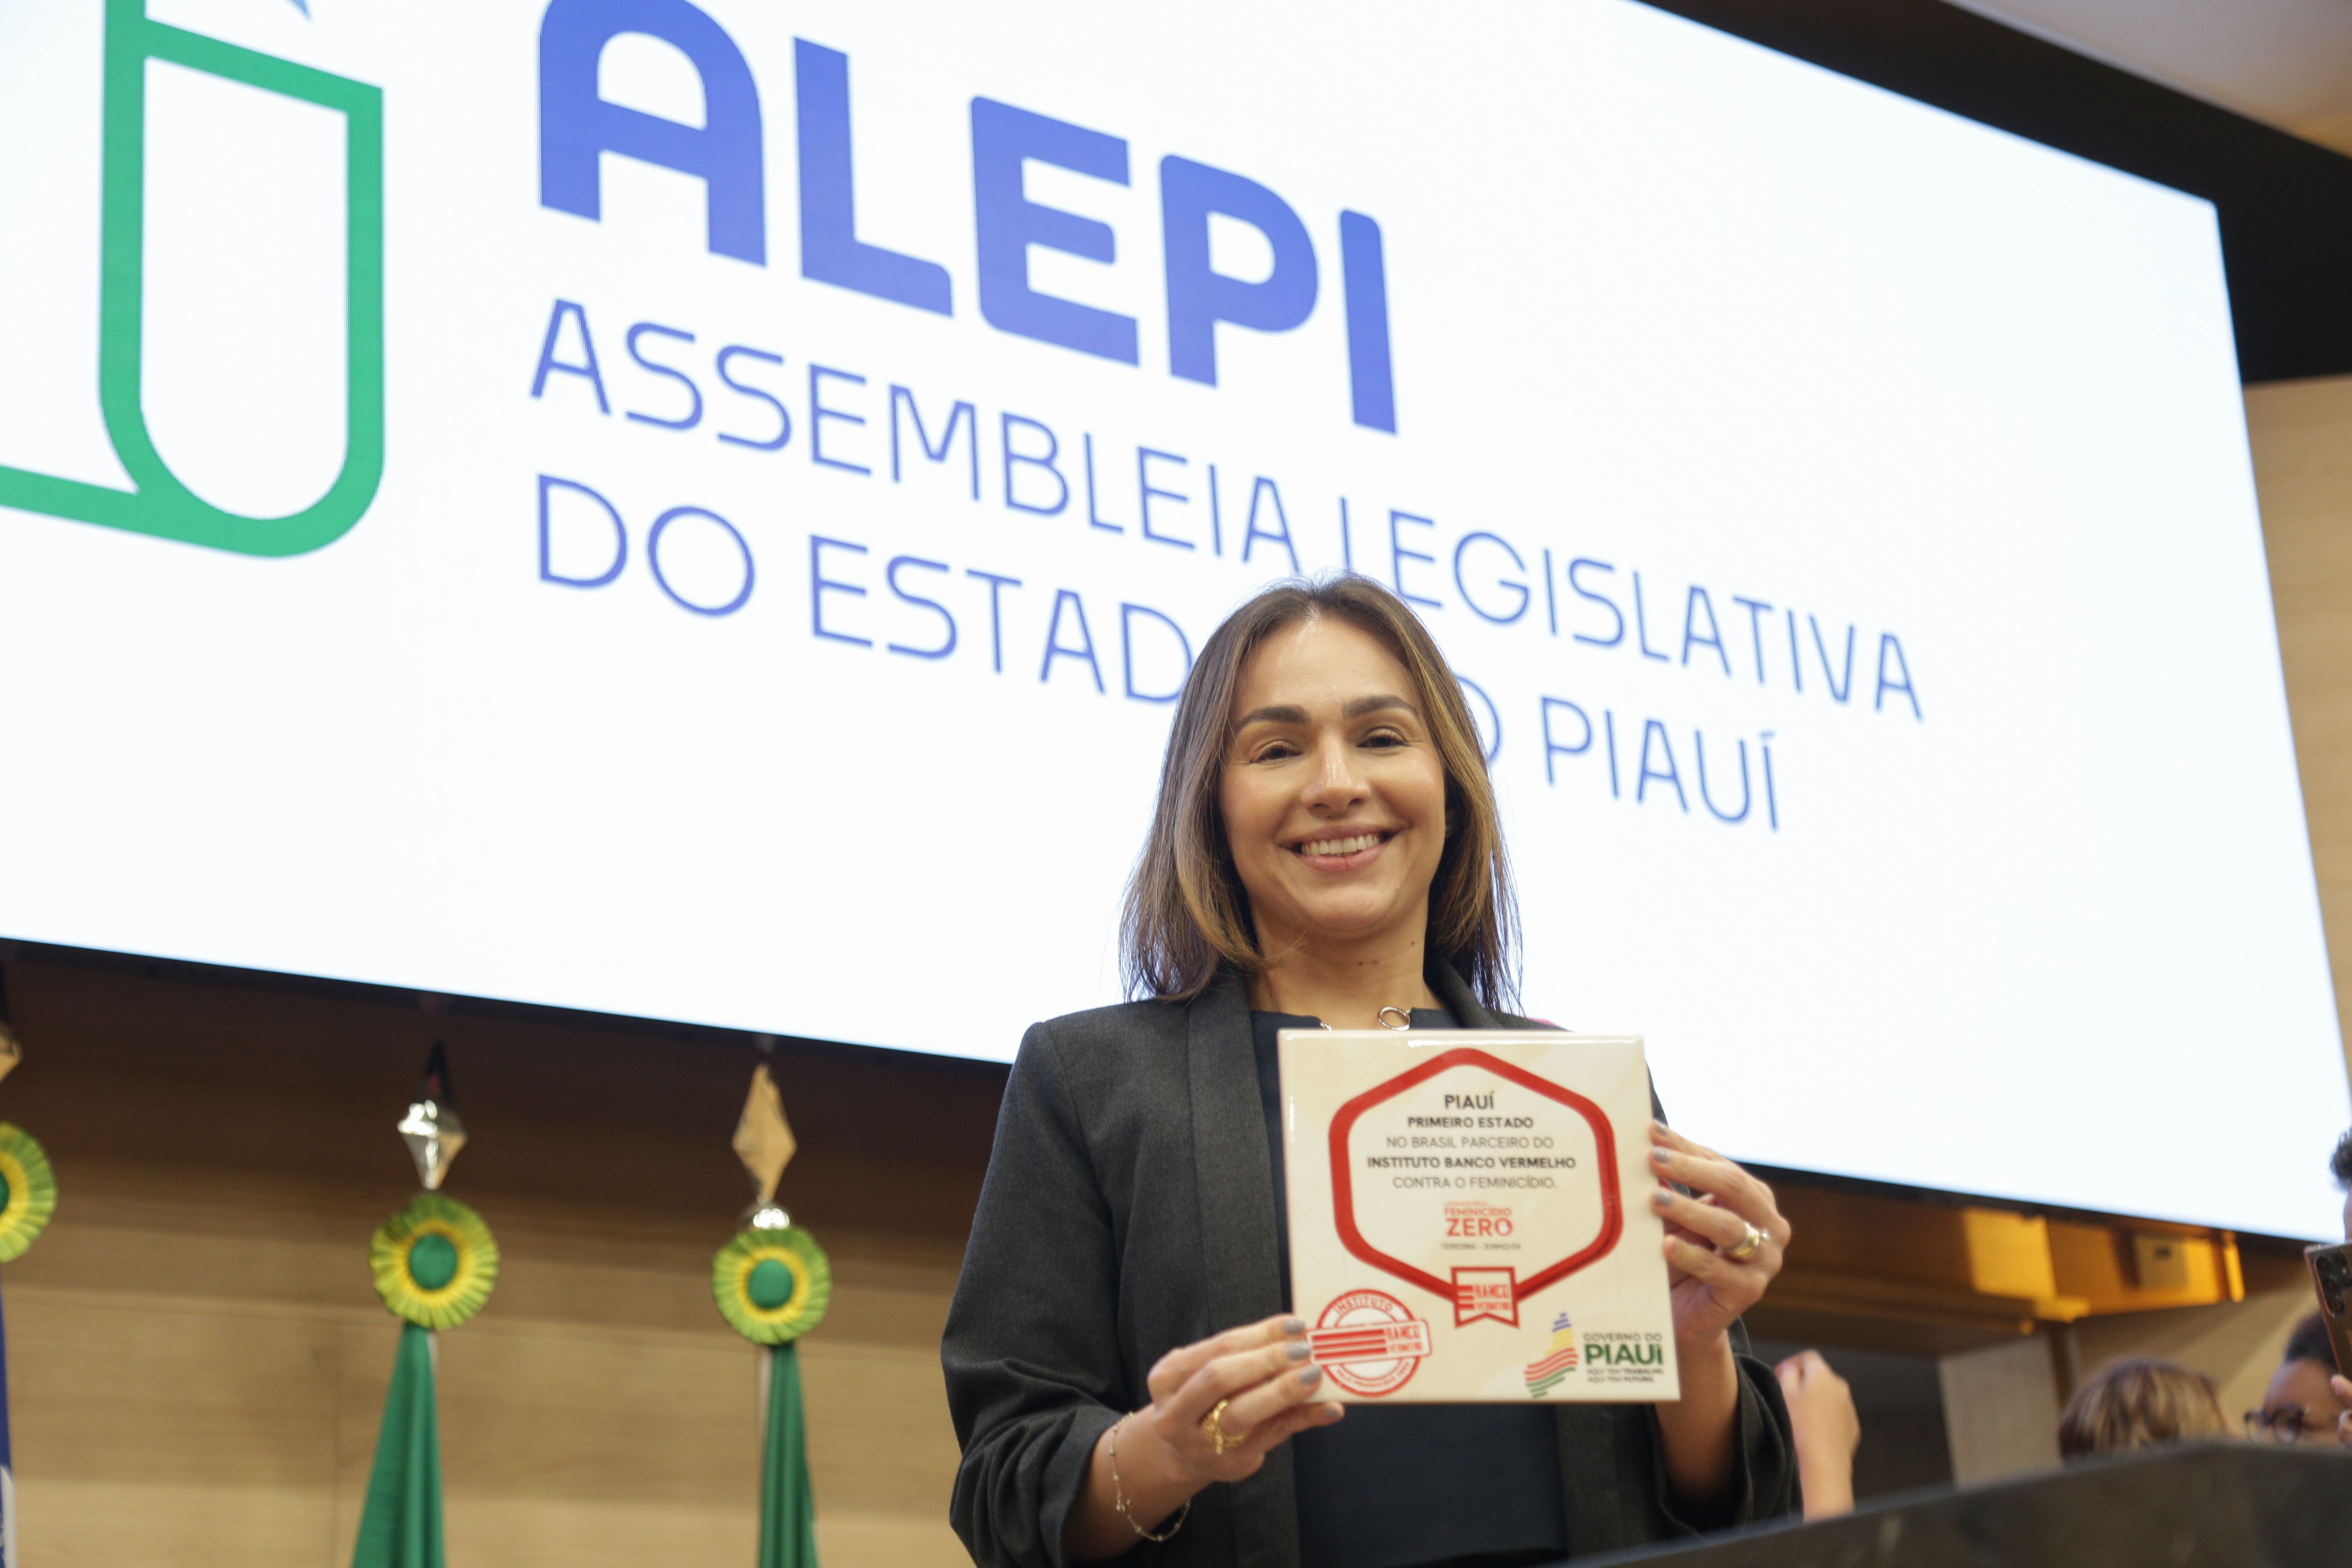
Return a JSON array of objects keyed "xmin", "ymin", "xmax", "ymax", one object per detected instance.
[{"xmin": 0, "ymin": 0, "xmax": 384, "ymax": 557}]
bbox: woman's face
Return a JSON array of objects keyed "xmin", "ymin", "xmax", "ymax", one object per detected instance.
[{"xmin": 1219, "ymin": 615, "xmax": 1450, "ymax": 954}]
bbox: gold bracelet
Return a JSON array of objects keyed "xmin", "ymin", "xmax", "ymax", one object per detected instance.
[{"xmin": 1107, "ymin": 1414, "xmax": 1190, "ymax": 1543}]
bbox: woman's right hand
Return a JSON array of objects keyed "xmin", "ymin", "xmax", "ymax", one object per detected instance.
[
  {"xmin": 1135, "ymin": 1313, "xmax": 1345, "ymax": 1483},
  {"xmin": 1065, "ymin": 1314, "xmax": 1343, "ymax": 1560}
]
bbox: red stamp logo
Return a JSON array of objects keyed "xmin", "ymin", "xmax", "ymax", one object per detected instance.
[
  {"xmin": 1452, "ymin": 1265, "xmax": 1519, "ymax": 1326},
  {"xmin": 1310, "ymin": 1289, "xmax": 1430, "ymax": 1397}
]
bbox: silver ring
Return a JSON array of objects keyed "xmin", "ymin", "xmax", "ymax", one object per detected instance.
[
  {"xmin": 1376, "ymin": 1005, "xmax": 1412, "ymax": 1031},
  {"xmin": 1722, "ymin": 1222, "xmax": 1766, "ymax": 1263}
]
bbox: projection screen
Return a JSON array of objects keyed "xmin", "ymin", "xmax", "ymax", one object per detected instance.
[{"xmin": 1, "ymin": 0, "xmax": 2343, "ymax": 1237}]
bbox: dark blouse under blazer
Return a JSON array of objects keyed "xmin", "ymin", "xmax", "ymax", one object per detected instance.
[{"xmin": 941, "ymin": 961, "xmax": 1799, "ymax": 1568}]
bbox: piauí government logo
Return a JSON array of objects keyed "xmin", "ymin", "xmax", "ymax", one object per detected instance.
[
  {"xmin": 1523, "ymin": 1312, "xmax": 1579, "ymax": 1397},
  {"xmin": 0, "ymin": 0, "xmax": 384, "ymax": 557}
]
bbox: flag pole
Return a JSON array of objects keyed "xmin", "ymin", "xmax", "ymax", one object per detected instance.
[
  {"xmin": 713, "ymin": 1054, "xmax": 830, "ymax": 1568},
  {"xmin": 353, "ymin": 1043, "xmax": 499, "ymax": 1568},
  {"xmin": 0, "ymin": 958, "xmax": 57, "ymax": 1568}
]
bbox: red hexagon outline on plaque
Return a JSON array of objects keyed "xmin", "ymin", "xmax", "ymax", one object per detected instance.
[{"xmin": 1329, "ymin": 1047, "xmax": 1623, "ymax": 1306}]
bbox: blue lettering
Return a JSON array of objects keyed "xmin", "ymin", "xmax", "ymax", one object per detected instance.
[
  {"xmin": 1637, "ymin": 719, "xmax": 1686, "ymax": 811},
  {"xmin": 1040, "ymin": 589, "xmax": 1104, "ymax": 692},
  {"xmin": 1732, "ymin": 595, "xmax": 1772, "ymax": 685},
  {"xmin": 624, "ymin": 322, "xmax": 702, "ymax": 430},
  {"xmin": 647, "ymin": 505, "xmax": 753, "ymax": 616},
  {"xmin": 1567, "ymin": 559, "xmax": 1622, "ymax": 648},
  {"xmin": 1001, "ymin": 414, "xmax": 1069, "ymax": 516},
  {"xmin": 530, "ymin": 299, "xmax": 609, "ymax": 413},
  {"xmin": 967, "ymin": 567, "xmax": 1021, "ymax": 673},
  {"xmin": 538, "ymin": 0, "xmax": 766, "ymax": 263},
  {"xmin": 1338, "ymin": 211, "xmax": 1395, "ymax": 433},
  {"xmin": 1695, "ymin": 732, "xmax": 1749, "ymax": 823},
  {"xmin": 537, "ymin": 474, "xmax": 626, "ymax": 587},
  {"xmin": 713, "ymin": 346, "xmax": 791, "ymax": 450},
  {"xmin": 885, "ymin": 555, "xmax": 957, "ymax": 659},
  {"xmin": 1083, "ymin": 435, "xmax": 1123, "ymax": 532},
  {"xmin": 1453, "ymin": 532, "xmax": 1527, "ymax": 624},
  {"xmin": 1809, "ymin": 615, "xmax": 1855, "ymax": 702},
  {"xmin": 794, "ymin": 40, "xmax": 950, "ymax": 313},
  {"xmin": 1540, "ymin": 697, "xmax": 1592, "ymax": 785},
  {"xmin": 1390, "ymin": 510, "xmax": 1439, "ymax": 609},
  {"xmin": 808, "ymin": 363, "xmax": 870, "ymax": 474},
  {"xmin": 889, "ymin": 386, "xmax": 977, "ymax": 498},
  {"xmin": 1160, "ymin": 156, "xmax": 1317, "ymax": 385},
  {"xmin": 1120, "ymin": 602, "xmax": 1193, "ymax": 702},
  {"xmin": 809, "ymin": 534, "xmax": 870, "ymax": 645},
  {"xmin": 1632, "ymin": 572, "xmax": 1669, "ymax": 662},
  {"xmin": 1877, "ymin": 633, "xmax": 1922, "ymax": 719},
  {"xmin": 1681, "ymin": 585, "xmax": 1728, "ymax": 675},
  {"xmin": 1244, "ymin": 477, "xmax": 1298, "ymax": 570},
  {"xmin": 971, "ymin": 98, "xmax": 1136, "ymax": 363},
  {"xmin": 1138, "ymin": 448, "xmax": 1192, "ymax": 550}
]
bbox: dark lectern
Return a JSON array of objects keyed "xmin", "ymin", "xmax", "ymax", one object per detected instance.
[{"xmin": 1581, "ymin": 1443, "xmax": 2352, "ymax": 1568}]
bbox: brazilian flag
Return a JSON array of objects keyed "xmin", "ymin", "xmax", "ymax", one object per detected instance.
[
  {"xmin": 353, "ymin": 1195, "xmax": 498, "ymax": 1568},
  {"xmin": 714, "ymin": 1224, "xmax": 830, "ymax": 1567},
  {"xmin": 0, "ymin": 1122, "xmax": 58, "ymax": 1568}
]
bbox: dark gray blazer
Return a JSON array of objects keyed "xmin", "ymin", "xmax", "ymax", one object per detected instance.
[{"xmin": 942, "ymin": 962, "xmax": 1798, "ymax": 1568}]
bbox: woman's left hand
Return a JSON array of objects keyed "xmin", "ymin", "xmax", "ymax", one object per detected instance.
[{"xmin": 1650, "ymin": 1122, "xmax": 1791, "ymax": 1345}]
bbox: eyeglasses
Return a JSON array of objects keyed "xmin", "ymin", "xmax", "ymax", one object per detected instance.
[{"xmin": 2244, "ymin": 1405, "xmax": 2337, "ymax": 1443}]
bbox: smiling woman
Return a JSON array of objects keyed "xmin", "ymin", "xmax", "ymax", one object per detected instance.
[
  {"xmin": 942, "ymin": 575, "xmax": 1797, "ymax": 1568},
  {"xmin": 1124, "ymin": 577, "xmax": 1511, "ymax": 1026}
]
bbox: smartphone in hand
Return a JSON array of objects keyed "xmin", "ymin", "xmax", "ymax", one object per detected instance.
[{"xmin": 2306, "ymin": 1241, "xmax": 2352, "ymax": 1376}]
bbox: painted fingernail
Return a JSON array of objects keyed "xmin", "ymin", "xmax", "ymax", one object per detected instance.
[
  {"xmin": 1651, "ymin": 1189, "xmax": 1674, "ymax": 1208},
  {"xmin": 1287, "ymin": 1341, "xmax": 1312, "ymax": 1362},
  {"xmin": 1653, "ymin": 1120, "xmax": 1669, "ymax": 1135},
  {"xmin": 1282, "ymin": 1317, "xmax": 1307, "ymax": 1336},
  {"xmin": 1322, "ymin": 1403, "xmax": 1346, "ymax": 1421},
  {"xmin": 1652, "ymin": 1147, "xmax": 1674, "ymax": 1165},
  {"xmin": 1298, "ymin": 1364, "xmax": 1323, "ymax": 1387}
]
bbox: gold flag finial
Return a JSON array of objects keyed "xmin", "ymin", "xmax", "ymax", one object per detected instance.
[
  {"xmin": 733, "ymin": 1063, "xmax": 797, "ymax": 1211},
  {"xmin": 0, "ymin": 956, "xmax": 21, "ymax": 1086},
  {"xmin": 397, "ymin": 1041, "xmax": 467, "ymax": 1191}
]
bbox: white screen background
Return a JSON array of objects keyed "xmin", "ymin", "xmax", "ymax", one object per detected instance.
[{"xmin": 0, "ymin": 0, "xmax": 2342, "ymax": 1238}]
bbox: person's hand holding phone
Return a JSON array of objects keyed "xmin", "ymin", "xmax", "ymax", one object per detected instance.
[{"xmin": 2303, "ymin": 1239, "xmax": 2352, "ymax": 1441}]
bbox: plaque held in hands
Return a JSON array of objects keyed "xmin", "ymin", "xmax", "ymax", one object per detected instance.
[{"xmin": 1279, "ymin": 1029, "xmax": 1678, "ymax": 1403}]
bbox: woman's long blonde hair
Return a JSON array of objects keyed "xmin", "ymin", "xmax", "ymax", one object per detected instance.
[{"xmin": 1119, "ymin": 575, "xmax": 1518, "ymax": 1008}]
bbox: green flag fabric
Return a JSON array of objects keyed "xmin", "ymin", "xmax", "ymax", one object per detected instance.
[
  {"xmin": 352, "ymin": 1323, "xmax": 444, "ymax": 1568},
  {"xmin": 760, "ymin": 1343, "xmax": 818, "ymax": 1568}
]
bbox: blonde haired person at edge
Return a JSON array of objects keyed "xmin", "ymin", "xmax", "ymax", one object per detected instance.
[{"xmin": 943, "ymin": 577, "xmax": 1799, "ymax": 1568}]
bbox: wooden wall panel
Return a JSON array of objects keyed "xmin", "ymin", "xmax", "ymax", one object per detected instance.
[
  {"xmin": 2246, "ymin": 373, "xmax": 2352, "ymax": 1082},
  {"xmin": 0, "ymin": 954, "xmax": 997, "ymax": 1568}
]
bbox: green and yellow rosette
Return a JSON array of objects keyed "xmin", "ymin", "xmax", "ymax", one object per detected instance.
[
  {"xmin": 370, "ymin": 1192, "xmax": 499, "ymax": 1330},
  {"xmin": 0, "ymin": 1123, "xmax": 57, "ymax": 1263},
  {"xmin": 712, "ymin": 1224, "xmax": 831, "ymax": 1345}
]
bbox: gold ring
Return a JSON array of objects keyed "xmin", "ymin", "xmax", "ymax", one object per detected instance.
[
  {"xmin": 1201, "ymin": 1399, "xmax": 1239, "ymax": 1455},
  {"xmin": 1722, "ymin": 1222, "xmax": 1766, "ymax": 1263}
]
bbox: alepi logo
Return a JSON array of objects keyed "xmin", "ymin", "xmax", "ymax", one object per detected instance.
[
  {"xmin": 0, "ymin": 0, "xmax": 384, "ymax": 558},
  {"xmin": 537, "ymin": 0, "xmax": 1399, "ymax": 433}
]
